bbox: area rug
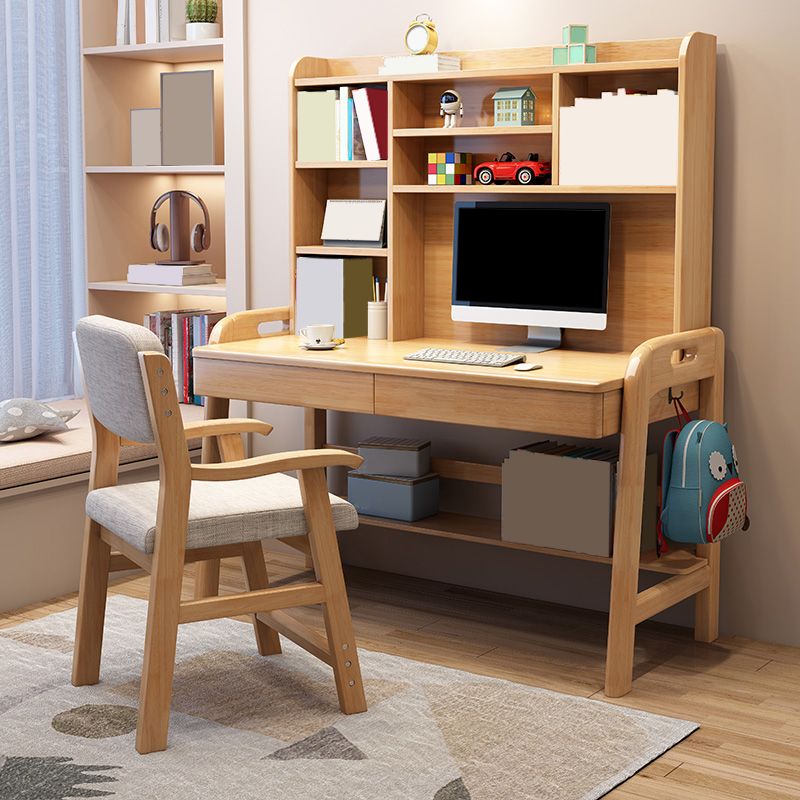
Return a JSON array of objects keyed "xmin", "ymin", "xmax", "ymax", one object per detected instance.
[{"xmin": 0, "ymin": 596, "xmax": 696, "ymax": 800}]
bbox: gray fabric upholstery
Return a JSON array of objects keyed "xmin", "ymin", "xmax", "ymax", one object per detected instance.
[
  {"xmin": 75, "ymin": 316, "xmax": 164, "ymax": 444},
  {"xmin": 86, "ymin": 472, "xmax": 359, "ymax": 553}
]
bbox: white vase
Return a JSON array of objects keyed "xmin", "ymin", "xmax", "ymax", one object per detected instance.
[{"xmin": 186, "ymin": 22, "xmax": 220, "ymax": 40}]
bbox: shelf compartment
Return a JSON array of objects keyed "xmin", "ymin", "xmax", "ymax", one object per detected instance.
[
  {"xmin": 393, "ymin": 184, "xmax": 677, "ymax": 195},
  {"xmin": 394, "ymin": 124, "xmax": 552, "ymax": 138},
  {"xmin": 296, "ymin": 59, "xmax": 680, "ymax": 88},
  {"xmin": 82, "ymin": 39, "xmax": 224, "ymax": 64},
  {"xmin": 88, "ymin": 279, "xmax": 227, "ymax": 297},
  {"xmin": 296, "ymin": 246, "xmax": 388, "ymax": 258},
  {"xmin": 86, "ymin": 165, "xmax": 225, "ymax": 175},
  {"xmin": 354, "ymin": 510, "xmax": 708, "ymax": 576},
  {"xmin": 295, "ymin": 161, "xmax": 388, "ymax": 169}
]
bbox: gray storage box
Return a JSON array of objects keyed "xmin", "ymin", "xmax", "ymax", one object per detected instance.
[
  {"xmin": 348, "ymin": 471, "xmax": 439, "ymax": 522},
  {"xmin": 356, "ymin": 436, "xmax": 431, "ymax": 478},
  {"xmin": 502, "ymin": 448, "xmax": 657, "ymax": 557}
]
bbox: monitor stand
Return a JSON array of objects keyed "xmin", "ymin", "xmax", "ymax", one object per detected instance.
[{"xmin": 501, "ymin": 326, "xmax": 562, "ymax": 354}]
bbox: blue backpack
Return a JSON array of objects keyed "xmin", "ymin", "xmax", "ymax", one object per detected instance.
[{"xmin": 660, "ymin": 399, "xmax": 749, "ymax": 547}]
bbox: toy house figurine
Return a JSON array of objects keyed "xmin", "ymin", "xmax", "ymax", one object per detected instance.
[{"xmin": 492, "ymin": 87, "xmax": 537, "ymax": 126}]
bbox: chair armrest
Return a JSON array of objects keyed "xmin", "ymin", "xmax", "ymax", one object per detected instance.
[
  {"xmin": 183, "ymin": 418, "xmax": 274, "ymax": 440},
  {"xmin": 190, "ymin": 449, "xmax": 363, "ymax": 481},
  {"xmin": 209, "ymin": 306, "xmax": 291, "ymax": 344}
]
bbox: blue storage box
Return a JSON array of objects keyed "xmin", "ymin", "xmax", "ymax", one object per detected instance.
[{"xmin": 348, "ymin": 471, "xmax": 439, "ymax": 522}]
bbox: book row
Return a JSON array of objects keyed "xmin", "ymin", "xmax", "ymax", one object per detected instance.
[
  {"xmin": 297, "ymin": 87, "xmax": 388, "ymax": 163},
  {"xmin": 143, "ymin": 310, "xmax": 225, "ymax": 405}
]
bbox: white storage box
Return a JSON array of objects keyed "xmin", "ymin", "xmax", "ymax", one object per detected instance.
[
  {"xmin": 502, "ymin": 443, "xmax": 657, "ymax": 557},
  {"xmin": 559, "ymin": 89, "xmax": 678, "ymax": 186}
]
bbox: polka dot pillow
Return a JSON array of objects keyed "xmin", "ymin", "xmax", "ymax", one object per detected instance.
[{"xmin": 0, "ymin": 398, "xmax": 80, "ymax": 443}]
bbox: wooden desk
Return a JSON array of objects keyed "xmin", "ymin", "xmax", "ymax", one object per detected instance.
[{"xmin": 192, "ymin": 309, "xmax": 724, "ymax": 698}]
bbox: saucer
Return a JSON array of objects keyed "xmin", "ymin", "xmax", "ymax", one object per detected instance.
[{"xmin": 301, "ymin": 342, "xmax": 342, "ymax": 351}]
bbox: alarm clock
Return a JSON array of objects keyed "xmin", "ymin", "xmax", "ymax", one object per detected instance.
[{"xmin": 405, "ymin": 13, "xmax": 438, "ymax": 55}]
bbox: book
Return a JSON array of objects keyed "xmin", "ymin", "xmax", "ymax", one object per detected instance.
[
  {"xmin": 144, "ymin": 0, "xmax": 158, "ymax": 43},
  {"xmin": 338, "ymin": 87, "xmax": 351, "ymax": 161},
  {"xmin": 128, "ymin": 0, "xmax": 137, "ymax": 45},
  {"xmin": 352, "ymin": 108, "xmax": 366, "ymax": 160},
  {"xmin": 127, "ymin": 263, "xmax": 216, "ymax": 286},
  {"xmin": 170, "ymin": 310, "xmax": 208, "ymax": 401},
  {"xmin": 116, "ymin": 0, "xmax": 130, "ymax": 45},
  {"xmin": 169, "ymin": 0, "xmax": 186, "ymax": 40},
  {"xmin": 379, "ymin": 54, "xmax": 461, "ymax": 75},
  {"xmin": 351, "ymin": 87, "xmax": 388, "ymax": 161},
  {"xmin": 320, "ymin": 199, "xmax": 386, "ymax": 248},
  {"xmin": 297, "ymin": 90, "xmax": 337, "ymax": 162},
  {"xmin": 157, "ymin": 0, "xmax": 170, "ymax": 42}
]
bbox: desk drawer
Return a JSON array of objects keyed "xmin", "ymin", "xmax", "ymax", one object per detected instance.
[
  {"xmin": 375, "ymin": 375, "xmax": 607, "ymax": 438},
  {"xmin": 194, "ymin": 359, "xmax": 374, "ymax": 413}
]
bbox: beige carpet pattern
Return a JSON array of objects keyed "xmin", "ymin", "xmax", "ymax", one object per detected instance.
[{"xmin": 0, "ymin": 596, "xmax": 696, "ymax": 800}]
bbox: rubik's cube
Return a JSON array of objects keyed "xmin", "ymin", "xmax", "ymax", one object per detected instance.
[{"xmin": 427, "ymin": 152, "xmax": 473, "ymax": 185}]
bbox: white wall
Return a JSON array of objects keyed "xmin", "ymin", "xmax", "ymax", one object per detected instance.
[{"xmin": 247, "ymin": 0, "xmax": 800, "ymax": 645}]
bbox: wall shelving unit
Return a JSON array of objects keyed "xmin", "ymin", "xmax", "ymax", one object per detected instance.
[{"xmin": 79, "ymin": 0, "xmax": 248, "ymax": 333}]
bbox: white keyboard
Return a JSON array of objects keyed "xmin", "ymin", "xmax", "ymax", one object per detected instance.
[{"xmin": 404, "ymin": 347, "xmax": 525, "ymax": 368}]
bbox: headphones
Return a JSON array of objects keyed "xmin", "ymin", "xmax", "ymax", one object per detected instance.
[{"xmin": 150, "ymin": 190, "xmax": 211, "ymax": 254}]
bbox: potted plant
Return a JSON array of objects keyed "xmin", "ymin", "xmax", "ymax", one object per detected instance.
[{"xmin": 186, "ymin": 0, "xmax": 220, "ymax": 40}]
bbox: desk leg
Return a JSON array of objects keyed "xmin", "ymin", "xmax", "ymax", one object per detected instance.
[
  {"xmin": 605, "ymin": 388, "xmax": 648, "ymax": 698},
  {"xmin": 297, "ymin": 408, "xmax": 327, "ymax": 571},
  {"xmin": 194, "ymin": 395, "xmax": 228, "ymax": 600}
]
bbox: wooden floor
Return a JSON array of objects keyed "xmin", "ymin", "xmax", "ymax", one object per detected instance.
[{"xmin": 3, "ymin": 546, "xmax": 799, "ymax": 798}]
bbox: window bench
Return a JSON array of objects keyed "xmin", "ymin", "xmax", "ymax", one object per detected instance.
[{"xmin": 0, "ymin": 399, "xmax": 202, "ymax": 612}]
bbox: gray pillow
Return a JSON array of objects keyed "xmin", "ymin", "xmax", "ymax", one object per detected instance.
[{"xmin": 0, "ymin": 398, "xmax": 80, "ymax": 443}]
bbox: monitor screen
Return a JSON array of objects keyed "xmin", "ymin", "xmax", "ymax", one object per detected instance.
[{"xmin": 452, "ymin": 202, "xmax": 610, "ymax": 314}]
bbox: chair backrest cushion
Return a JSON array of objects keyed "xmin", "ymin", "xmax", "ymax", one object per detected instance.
[{"xmin": 75, "ymin": 315, "xmax": 164, "ymax": 443}]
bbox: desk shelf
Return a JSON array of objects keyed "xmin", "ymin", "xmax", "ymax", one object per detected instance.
[
  {"xmin": 394, "ymin": 125, "xmax": 553, "ymax": 138},
  {"xmin": 393, "ymin": 184, "xmax": 676, "ymax": 195},
  {"xmin": 354, "ymin": 510, "xmax": 708, "ymax": 576}
]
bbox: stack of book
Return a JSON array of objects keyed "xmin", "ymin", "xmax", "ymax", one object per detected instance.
[
  {"xmin": 297, "ymin": 87, "xmax": 387, "ymax": 162},
  {"xmin": 378, "ymin": 54, "xmax": 461, "ymax": 75},
  {"xmin": 127, "ymin": 263, "xmax": 217, "ymax": 287},
  {"xmin": 143, "ymin": 310, "xmax": 225, "ymax": 405}
]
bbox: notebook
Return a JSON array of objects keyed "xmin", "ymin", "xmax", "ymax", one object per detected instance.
[{"xmin": 320, "ymin": 199, "xmax": 386, "ymax": 248}]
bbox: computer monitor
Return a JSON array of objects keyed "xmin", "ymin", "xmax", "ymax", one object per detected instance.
[{"xmin": 451, "ymin": 201, "xmax": 611, "ymax": 351}]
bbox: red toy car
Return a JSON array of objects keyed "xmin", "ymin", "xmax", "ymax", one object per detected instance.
[{"xmin": 473, "ymin": 152, "xmax": 551, "ymax": 185}]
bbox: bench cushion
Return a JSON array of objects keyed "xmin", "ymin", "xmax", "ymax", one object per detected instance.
[
  {"xmin": 86, "ymin": 472, "xmax": 359, "ymax": 553},
  {"xmin": 0, "ymin": 400, "xmax": 161, "ymax": 491}
]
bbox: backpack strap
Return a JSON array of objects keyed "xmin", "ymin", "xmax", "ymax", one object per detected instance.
[{"xmin": 657, "ymin": 428, "xmax": 680, "ymax": 556}]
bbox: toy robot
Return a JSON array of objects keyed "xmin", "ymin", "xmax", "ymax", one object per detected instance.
[{"xmin": 439, "ymin": 89, "xmax": 463, "ymax": 128}]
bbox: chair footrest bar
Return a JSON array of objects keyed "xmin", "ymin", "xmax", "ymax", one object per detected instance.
[
  {"xmin": 256, "ymin": 609, "xmax": 333, "ymax": 665},
  {"xmin": 179, "ymin": 582, "xmax": 327, "ymax": 624},
  {"xmin": 634, "ymin": 566, "xmax": 711, "ymax": 624}
]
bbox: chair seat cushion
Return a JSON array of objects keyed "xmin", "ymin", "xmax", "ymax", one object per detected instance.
[{"xmin": 86, "ymin": 472, "xmax": 359, "ymax": 554}]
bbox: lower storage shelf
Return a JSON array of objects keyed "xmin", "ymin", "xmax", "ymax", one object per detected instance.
[{"xmin": 354, "ymin": 510, "xmax": 707, "ymax": 576}]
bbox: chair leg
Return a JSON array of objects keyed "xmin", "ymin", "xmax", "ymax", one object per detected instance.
[
  {"xmin": 241, "ymin": 541, "xmax": 282, "ymax": 655},
  {"xmin": 136, "ymin": 553, "xmax": 184, "ymax": 754},
  {"xmin": 299, "ymin": 468, "xmax": 367, "ymax": 715},
  {"xmin": 72, "ymin": 519, "xmax": 112, "ymax": 686},
  {"xmin": 194, "ymin": 559, "xmax": 220, "ymax": 599}
]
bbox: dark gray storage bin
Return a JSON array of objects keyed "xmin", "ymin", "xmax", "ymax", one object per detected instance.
[
  {"xmin": 348, "ymin": 471, "xmax": 439, "ymax": 522},
  {"xmin": 355, "ymin": 436, "xmax": 431, "ymax": 478}
]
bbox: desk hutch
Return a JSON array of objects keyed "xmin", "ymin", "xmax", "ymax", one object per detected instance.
[{"xmin": 193, "ymin": 32, "xmax": 721, "ymax": 697}]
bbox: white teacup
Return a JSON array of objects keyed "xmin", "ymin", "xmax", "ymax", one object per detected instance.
[{"xmin": 300, "ymin": 324, "xmax": 335, "ymax": 346}]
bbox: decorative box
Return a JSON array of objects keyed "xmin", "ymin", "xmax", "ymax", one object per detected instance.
[
  {"xmin": 356, "ymin": 436, "xmax": 431, "ymax": 477},
  {"xmin": 562, "ymin": 24, "xmax": 589, "ymax": 45},
  {"xmin": 348, "ymin": 472, "xmax": 439, "ymax": 522},
  {"xmin": 568, "ymin": 43, "xmax": 597, "ymax": 64},
  {"xmin": 427, "ymin": 152, "xmax": 473, "ymax": 185}
]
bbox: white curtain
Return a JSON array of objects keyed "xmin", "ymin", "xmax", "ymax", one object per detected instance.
[{"xmin": 0, "ymin": 0, "xmax": 85, "ymax": 400}]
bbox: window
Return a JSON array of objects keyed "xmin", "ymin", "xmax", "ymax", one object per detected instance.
[{"xmin": 0, "ymin": 0, "xmax": 86, "ymax": 400}]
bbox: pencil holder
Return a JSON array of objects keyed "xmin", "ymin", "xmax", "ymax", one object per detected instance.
[{"xmin": 367, "ymin": 301, "xmax": 388, "ymax": 340}]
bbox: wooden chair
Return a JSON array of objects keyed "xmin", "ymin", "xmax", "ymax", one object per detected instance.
[{"xmin": 71, "ymin": 315, "xmax": 367, "ymax": 754}]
